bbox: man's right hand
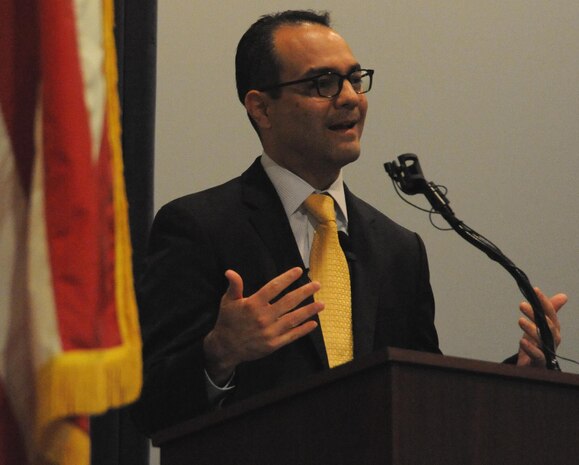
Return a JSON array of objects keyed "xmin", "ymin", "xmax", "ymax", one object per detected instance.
[{"xmin": 203, "ymin": 267, "xmax": 324, "ymax": 385}]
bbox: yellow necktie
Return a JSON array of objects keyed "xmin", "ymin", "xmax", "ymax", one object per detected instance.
[{"xmin": 304, "ymin": 193, "xmax": 353, "ymax": 367}]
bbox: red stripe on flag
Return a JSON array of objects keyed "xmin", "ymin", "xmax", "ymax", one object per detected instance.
[{"xmin": 96, "ymin": 113, "xmax": 123, "ymax": 347}]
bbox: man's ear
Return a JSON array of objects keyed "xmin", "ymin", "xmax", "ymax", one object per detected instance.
[{"xmin": 244, "ymin": 90, "xmax": 272, "ymax": 130}]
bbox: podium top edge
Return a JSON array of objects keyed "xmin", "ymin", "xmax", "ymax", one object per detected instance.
[{"xmin": 152, "ymin": 347, "xmax": 579, "ymax": 446}]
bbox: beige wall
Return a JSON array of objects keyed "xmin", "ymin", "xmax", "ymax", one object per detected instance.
[{"xmin": 152, "ymin": 4, "xmax": 578, "ymax": 457}]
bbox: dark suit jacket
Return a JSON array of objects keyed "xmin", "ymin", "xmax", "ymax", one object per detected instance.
[{"xmin": 132, "ymin": 158, "xmax": 440, "ymax": 435}]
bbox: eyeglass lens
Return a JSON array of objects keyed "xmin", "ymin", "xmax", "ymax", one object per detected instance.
[{"xmin": 317, "ymin": 71, "xmax": 372, "ymax": 98}]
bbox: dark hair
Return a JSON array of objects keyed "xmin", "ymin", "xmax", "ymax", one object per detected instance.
[{"xmin": 235, "ymin": 10, "xmax": 331, "ymax": 105}]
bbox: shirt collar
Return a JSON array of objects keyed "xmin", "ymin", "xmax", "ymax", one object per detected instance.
[{"xmin": 260, "ymin": 152, "xmax": 348, "ymax": 222}]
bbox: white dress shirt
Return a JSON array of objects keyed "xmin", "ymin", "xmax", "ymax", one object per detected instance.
[{"xmin": 260, "ymin": 152, "xmax": 349, "ymax": 267}]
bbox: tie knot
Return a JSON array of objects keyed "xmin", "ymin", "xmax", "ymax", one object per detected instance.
[{"xmin": 304, "ymin": 193, "xmax": 336, "ymax": 223}]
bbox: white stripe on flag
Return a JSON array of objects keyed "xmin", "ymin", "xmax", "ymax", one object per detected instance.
[
  {"xmin": 0, "ymin": 96, "xmax": 36, "ymax": 456},
  {"xmin": 73, "ymin": 0, "xmax": 106, "ymax": 163},
  {"xmin": 28, "ymin": 105, "xmax": 62, "ymax": 367}
]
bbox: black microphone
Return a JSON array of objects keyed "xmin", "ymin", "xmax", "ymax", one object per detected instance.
[{"xmin": 384, "ymin": 153, "xmax": 560, "ymax": 370}]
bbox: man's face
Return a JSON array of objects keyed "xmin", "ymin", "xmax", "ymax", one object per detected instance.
[{"xmin": 260, "ymin": 23, "xmax": 368, "ymax": 189}]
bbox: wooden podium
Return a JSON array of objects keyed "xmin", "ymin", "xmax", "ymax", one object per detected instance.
[{"xmin": 152, "ymin": 348, "xmax": 579, "ymax": 465}]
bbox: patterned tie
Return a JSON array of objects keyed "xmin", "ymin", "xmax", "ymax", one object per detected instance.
[{"xmin": 304, "ymin": 193, "xmax": 353, "ymax": 367}]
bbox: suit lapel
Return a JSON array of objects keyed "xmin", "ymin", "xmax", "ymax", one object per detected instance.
[
  {"xmin": 240, "ymin": 158, "xmax": 305, "ymax": 274},
  {"xmin": 240, "ymin": 159, "xmax": 328, "ymax": 368}
]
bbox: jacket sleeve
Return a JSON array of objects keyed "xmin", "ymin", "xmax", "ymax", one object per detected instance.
[{"xmin": 130, "ymin": 201, "xmax": 226, "ymax": 436}]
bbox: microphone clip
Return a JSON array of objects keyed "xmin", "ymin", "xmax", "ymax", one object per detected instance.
[{"xmin": 384, "ymin": 154, "xmax": 454, "ymax": 219}]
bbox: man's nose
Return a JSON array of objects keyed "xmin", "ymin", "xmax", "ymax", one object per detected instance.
[{"xmin": 335, "ymin": 79, "xmax": 359, "ymax": 107}]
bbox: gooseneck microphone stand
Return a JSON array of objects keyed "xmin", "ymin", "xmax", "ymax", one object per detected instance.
[{"xmin": 384, "ymin": 153, "xmax": 560, "ymax": 370}]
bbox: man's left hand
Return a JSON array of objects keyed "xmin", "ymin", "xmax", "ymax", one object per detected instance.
[{"xmin": 517, "ymin": 288, "xmax": 568, "ymax": 368}]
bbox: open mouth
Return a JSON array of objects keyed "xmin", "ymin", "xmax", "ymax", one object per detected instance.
[{"xmin": 329, "ymin": 121, "xmax": 356, "ymax": 131}]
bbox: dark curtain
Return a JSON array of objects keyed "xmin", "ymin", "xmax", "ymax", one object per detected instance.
[{"xmin": 90, "ymin": 1, "xmax": 157, "ymax": 464}]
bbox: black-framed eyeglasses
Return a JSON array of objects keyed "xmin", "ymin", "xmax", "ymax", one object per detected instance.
[{"xmin": 258, "ymin": 68, "xmax": 374, "ymax": 99}]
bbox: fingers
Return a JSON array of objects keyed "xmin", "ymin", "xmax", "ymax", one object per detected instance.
[
  {"xmin": 518, "ymin": 310, "xmax": 559, "ymax": 349},
  {"xmin": 217, "ymin": 267, "xmax": 323, "ymax": 360},
  {"xmin": 276, "ymin": 318, "xmax": 320, "ymax": 347},
  {"xmin": 224, "ymin": 267, "xmax": 306, "ymax": 306},
  {"xmin": 253, "ymin": 267, "xmax": 306, "ymax": 305},
  {"xmin": 227, "ymin": 266, "xmax": 314, "ymax": 310},
  {"xmin": 519, "ymin": 288, "xmax": 564, "ymax": 347},
  {"xmin": 263, "ymin": 302, "xmax": 323, "ymax": 354},
  {"xmin": 518, "ymin": 337, "xmax": 546, "ymax": 367},
  {"xmin": 550, "ymin": 293, "xmax": 568, "ymax": 313},
  {"xmin": 276, "ymin": 300, "xmax": 324, "ymax": 331},
  {"xmin": 271, "ymin": 280, "xmax": 321, "ymax": 318},
  {"xmin": 256, "ymin": 274, "xmax": 324, "ymax": 344},
  {"xmin": 516, "ymin": 288, "xmax": 567, "ymax": 369},
  {"xmin": 533, "ymin": 289, "xmax": 562, "ymax": 326},
  {"xmin": 257, "ymin": 269, "xmax": 324, "ymax": 351},
  {"xmin": 519, "ymin": 288, "xmax": 566, "ymax": 321},
  {"xmin": 518, "ymin": 316, "xmax": 540, "ymax": 343}
]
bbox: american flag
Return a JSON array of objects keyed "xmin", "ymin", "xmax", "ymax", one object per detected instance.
[{"xmin": 0, "ymin": 0, "xmax": 142, "ymax": 463}]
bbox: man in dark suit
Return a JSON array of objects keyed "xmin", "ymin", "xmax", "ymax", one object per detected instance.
[{"xmin": 133, "ymin": 10, "xmax": 566, "ymax": 435}]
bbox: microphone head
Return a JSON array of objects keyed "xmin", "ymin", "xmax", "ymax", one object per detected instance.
[{"xmin": 384, "ymin": 154, "xmax": 428, "ymax": 195}]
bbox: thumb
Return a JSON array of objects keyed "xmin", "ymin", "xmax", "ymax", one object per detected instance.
[
  {"xmin": 550, "ymin": 293, "xmax": 568, "ymax": 313},
  {"xmin": 224, "ymin": 269, "xmax": 244, "ymax": 301}
]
